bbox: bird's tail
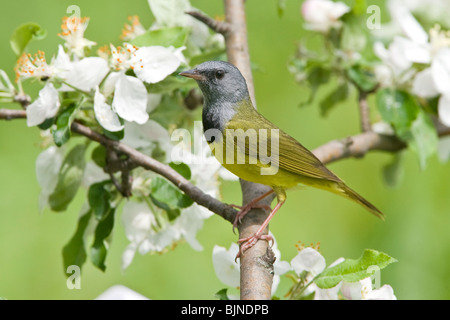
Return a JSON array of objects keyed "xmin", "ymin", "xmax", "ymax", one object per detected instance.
[{"xmin": 338, "ymin": 183, "xmax": 385, "ymax": 220}]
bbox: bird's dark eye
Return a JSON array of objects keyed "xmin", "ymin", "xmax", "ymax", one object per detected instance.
[{"xmin": 215, "ymin": 69, "xmax": 225, "ymax": 80}]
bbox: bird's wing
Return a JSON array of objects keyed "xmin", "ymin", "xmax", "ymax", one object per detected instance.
[{"xmin": 225, "ymin": 106, "xmax": 341, "ymax": 183}]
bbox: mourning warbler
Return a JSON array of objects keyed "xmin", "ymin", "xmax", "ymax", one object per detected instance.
[{"xmin": 179, "ymin": 61, "xmax": 384, "ymax": 255}]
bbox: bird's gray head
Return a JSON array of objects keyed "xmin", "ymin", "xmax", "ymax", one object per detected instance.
[{"xmin": 179, "ymin": 61, "xmax": 250, "ymax": 105}]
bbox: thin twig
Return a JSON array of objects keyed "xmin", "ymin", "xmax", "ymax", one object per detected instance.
[{"xmin": 186, "ymin": 11, "xmax": 231, "ymax": 36}]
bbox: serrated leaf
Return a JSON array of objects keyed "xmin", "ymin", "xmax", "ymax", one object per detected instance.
[
  {"xmin": 131, "ymin": 27, "xmax": 188, "ymax": 48},
  {"xmin": 62, "ymin": 209, "xmax": 92, "ymax": 275},
  {"xmin": 52, "ymin": 104, "xmax": 77, "ymax": 147},
  {"xmin": 10, "ymin": 23, "xmax": 47, "ymax": 56},
  {"xmin": 169, "ymin": 161, "xmax": 191, "ymax": 180},
  {"xmin": 314, "ymin": 249, "xmax": 397, "ymax": 289},
  {"xmin": 48, "ymin": 144, "xmax": 86, "ymax": 212},
  {"xmin": 90, "ymin": 207, "xmax": 115, "ymax": 272}
]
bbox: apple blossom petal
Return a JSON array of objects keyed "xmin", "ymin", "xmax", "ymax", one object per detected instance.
[
  {"xmin": 26, "ymin": 82, "xmax": 60, "ymax": 126},
  {"xmin": 390, "ymin": 3, "xmax": 428, "ymax": 44},
  {"xmin": 132, "ymin": 46, "xmax": 181, "ymax": 84},
  {"xmin": 290, "ymin": 247, "xmax": 326, "ymax": 276},
  {"xmin": 93, "ymin": 87, "xmax": 124, "ymax": 132},
  {"xmin": 113, "ymin": 74, "xmax": 149, "ymax": 124},
  {"xmin": 365, "ymin": 285, "xmax": 397, "ymax": 300},
  {"xmin": 432, "ymin": 48, "xmax": 450, "ymax": 96},
  {"xmin": 96, "ymin": 285, "xmax": 149, "ymax": 300},
  {"xmin": 64, "ymin": 57, "xmax": 109, "ymax": 92},
  {"xmin": 412, "ymin": 68, "xmax": 439, "ymax": 98},
  {"xmin": 212, "ymin": 244, "xmax": 240, "ymax": 288},
  {"xmin": 438, "ymin": 95, "xmax": 450, "ymax": 127},
  {"xmin": 301, "ymin": 0, "xmax": 350, "ymax": 33}
]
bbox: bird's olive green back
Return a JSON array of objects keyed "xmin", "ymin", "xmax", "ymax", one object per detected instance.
[{"xmin": 224, "ymin": 101, "xmax": 342, "ymax": 184}]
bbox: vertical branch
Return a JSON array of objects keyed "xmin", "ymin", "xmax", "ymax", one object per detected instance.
[
  {"xmin": 358, "ymin": 89, "xmax": 372, "ymax": 133},
  {"xmin": 223, "ymin": 0, "xmax": 275, "ymax": 300}
]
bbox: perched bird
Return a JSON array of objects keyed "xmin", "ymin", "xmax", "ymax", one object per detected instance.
[{"xmin": 179, "ymin": 61, "xmax": 383, "ymax": 256}]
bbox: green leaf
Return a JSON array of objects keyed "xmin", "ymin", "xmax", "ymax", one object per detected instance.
[
  {"xmin": 10, "ymin": 23, "xmax": 47, "ymax": 56},
  {"xmin": 62, "ymin": 209, "xmax": 92, "ymax": 275},
  {"xmin": 340, "ymin": 13, "xmax": 367, "ymax": 52},
  {"xmin": 48, "ymin": 144, "xmax": 86, "ymax": 212},
  {"xmin": 149, "ymin": 176, "xmax": 193, "ymax": 220},
  {"xmin": 90, "ymin": 207, "xmax": 115, "ymax": 272},
  {"xmin": 91, "ymin": 145, "xmax": 107, "ymax": 168},
  {"xmin": 52, "ymin": 104, "xmax": 77, "ymax": 147},
  {"xmin": 214, "ymin": 288, "xmax": 230, "ymax": 300},
  {"xmin": 376, "ymin": 89, "xmax": 420, "ymax": 137},
  {"xmin": 104, "ymin": 128, "xmax": 124, "ymax": 141},
  {"xmin": 382, "ymin": 153, "xmax": 404, "ymax": 188},
  {"xmin": 347, "ymin": 66, "xmax": 377, "ymax": 92},
  {"xmin": 319, "ymin": 83, "xmax": 349, "ymax": 116},
  {"xmin": 300, "ymin": 66, "xmax": 331, "ymax": 107},
  {"xmin": 169, "ymin": 162, "xmax": 191, "ymax": 180},
  {"xmin": 131, "ymin": 27, "xmax": 188, "ymax": 48},
  {"xmin": 408, "ymin": 109, "xmax": 438, "ymax": 169},
  {"xmin": 148, "ymin": 0, "xmax": 191, "ymax": 27},
  {"xmin": 88, "ymin": 181, "xmax": 113, "ymax": 220},
  {"xmin": 314, "ymin": 249, "xmax": 397, "ymax": 289}
]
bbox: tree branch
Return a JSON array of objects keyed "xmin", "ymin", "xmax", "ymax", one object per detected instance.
[
  {"xmin": 0, "ymin": 109, "xmax": 237, "ymax": 223},
  {"xmin": 220, "ymin": 0, "xmax": 275, "ymax": 300},
  {"xmin": 185, "ymin": 11, "xmax": 231, "ymax": 36},
  {"xmin": 358, "ymin": 90, "xmax": 372, "ymax": 133}
]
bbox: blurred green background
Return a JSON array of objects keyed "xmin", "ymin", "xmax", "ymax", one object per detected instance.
[{"xmin": 0, "ymin": 0, "xmax": 449, "ymax": 300}]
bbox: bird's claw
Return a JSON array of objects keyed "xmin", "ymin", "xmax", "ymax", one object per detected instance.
[
  {"xmin": 234, "ymin": 233, "xmax": 274, "ymax": 262},
  {"xmin": 230, "ymin": 203, "xmax": 272, "ymax": 234}
]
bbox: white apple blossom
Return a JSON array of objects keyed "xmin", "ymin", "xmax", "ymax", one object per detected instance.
[
  {"xmin": 26, "ymin": 82, "xmax": 60, "ymax": 127},
  {"xmin": 373, "ymin": 4, "xmax": 450, "ymax": 126},
  {"xmin": 120, "ymin": 16, "xmax": 146, "ymax": 41},
  {"xmin": 131, "ymin": 46, "xmax": 184, "ymax": 84},
  {"xmin": 120, "ymin": 123, "xmax": 239, "ymax": 271},
  {"xmin": 58, "ymin": 16, "xmax": 96, "ymax": 58},
  {"xmin": 290, "ymin": 247, "xmax": 341, "ymax": 299},
  {"xmin": 301, "ymin": 0, "xmax": 350, "ymax": 33},
  {"xmin": 341, "ymin": 277, "xmax": 397, "ymax": 300}
]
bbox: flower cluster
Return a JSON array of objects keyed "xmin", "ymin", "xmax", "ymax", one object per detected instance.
[
  {"xmin": 22, "ymin": 0, "xmax": 229, "ymax": 274},
  {"xmin": 212, "ymin": 243, "xmax": 396, "ymax": 300}
]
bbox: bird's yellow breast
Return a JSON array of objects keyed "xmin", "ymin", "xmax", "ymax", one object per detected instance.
[{"xmin": 208, "ymin": 138, "xmax": 301, "ymax": 189}]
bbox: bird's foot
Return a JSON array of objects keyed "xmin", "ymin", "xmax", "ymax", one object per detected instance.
[
  {"xmin": 230, "ymin": 203, "xmax": 272, "ymax": 233},
  {"xmin": 235, "ymin": 233, "xmax": 273, "ymax": 261}
]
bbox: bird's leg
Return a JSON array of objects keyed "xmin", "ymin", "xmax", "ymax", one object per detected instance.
[
  {"xmin": 230, "ymin": 189, "xmax": 274, "ymax": 232},
  {"xmin": 235, "ymin": 199, "xmax": 285, "ymax": 260}
]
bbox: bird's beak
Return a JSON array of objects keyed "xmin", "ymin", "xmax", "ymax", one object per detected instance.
[{"xmin": 179, "ymin": 69, "xmax": 206, "ymax": 81}]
